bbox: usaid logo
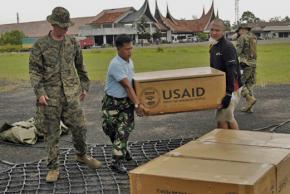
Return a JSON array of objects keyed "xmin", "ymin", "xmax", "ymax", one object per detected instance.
[
  {"xmin": 141, "ymin": 88, "xmax": 160, "ymax": 108},
  {"xmin": 162, "ymin": 87, "xmax": 205, "ymax": 100}
]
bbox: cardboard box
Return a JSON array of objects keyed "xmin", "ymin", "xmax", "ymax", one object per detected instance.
[
  {"xmin": 167, "ymin": 141, "xmax": 290, "ymax": 194},
  {"xmin": 198, "ymin": 129, "xmax": 290, "ymax": 149},
  {"xmin": 133, "ymin": 67, "xmax": 225, "ymax": 115},
  {"xmin": 130, "ymin": 156, "xmax": 276, "ymax": 194}
]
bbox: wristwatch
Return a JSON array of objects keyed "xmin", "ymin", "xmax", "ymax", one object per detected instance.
[{"xmin": 134, "ymin": 103, "xmax": 140, "ymax": 109}]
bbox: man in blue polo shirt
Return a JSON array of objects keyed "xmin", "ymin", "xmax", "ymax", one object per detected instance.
[{"xmin": 102, "ymin": 34, "xmax": 147, "ymax": 173}]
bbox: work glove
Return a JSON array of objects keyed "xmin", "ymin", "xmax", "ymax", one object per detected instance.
[{"xmin": 221, "ymin": 94, "xmax": 232, "ymax": 109}]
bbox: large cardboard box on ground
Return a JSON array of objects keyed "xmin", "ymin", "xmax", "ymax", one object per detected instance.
[
  {"xmin": 133, "ymin": 67, "xmax": 225, "ymax": 115},
  {"xmin": 129, "ymin": 156, "xmax": 276, "ymax": 194},
  {"xmin": 167, "ymin": 141, "xmax": 290, "ymax": 194},
  {"xmin": 198, "ymin": 128, "xmax": 290, "ymax": 149}
]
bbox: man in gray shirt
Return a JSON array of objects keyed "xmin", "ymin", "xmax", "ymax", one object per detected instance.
[{"xmin": 102, "ymin": 34, "xmax": 146, "ymax": 173}]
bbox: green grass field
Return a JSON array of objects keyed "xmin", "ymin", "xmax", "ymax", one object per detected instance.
[{"xmin": 0, "ymin": 42, "xmax": 290, "ymax": 86}]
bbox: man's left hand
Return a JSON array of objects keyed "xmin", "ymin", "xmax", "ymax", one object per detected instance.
[{"xmin": 80, "ymin": 90, "xmax": 87, "ymax": 101}]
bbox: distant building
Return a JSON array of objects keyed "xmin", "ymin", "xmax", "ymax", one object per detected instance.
[
  {"xmin": 251, "ymin": 21, "xmax": 290, "ymax": 39},
  {"xmin": 79, "ymin": 0, "xmax": 217, "ymax": 45},
  {"xmin": 0, "ymin": 0, "xmax": 218, "ymax": 46},
  {"xmin": 0, "ymin": 16, "xmax": 98, "ymax": 48},
  {"xmin": 154, "ymin": 1, "xmax": 216, "ymax": 43}
]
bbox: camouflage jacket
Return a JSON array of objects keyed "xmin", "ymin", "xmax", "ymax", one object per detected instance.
[
  {"xmin": 236, "ymin": 32, "xmax": 257, "ymax": 67},
  {"xmin": 29, "ymin": 32, "xmax": 90, "ymax": 101}
]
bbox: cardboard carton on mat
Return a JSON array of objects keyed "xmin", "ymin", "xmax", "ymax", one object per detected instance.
[
  {"xmin": 129, "ymin": 156, "xmax": 276, "ymax": 194},
  {"xmin": 133, "ymin": 67, "xmax": 225, "ymax": 115},
  {"xmin": 198, "ymin": 129, "xmax": 290, "ymax": 149},
  {"xmin": 167, "ymin": 141, "xmax": 290, "ymax": 194}
]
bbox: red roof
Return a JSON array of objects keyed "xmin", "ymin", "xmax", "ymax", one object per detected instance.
[
  {"xmin": 195, "ymin": 2, "xmax": 216, "ymax": 31},
  {"xmin": 155, "ymin": 1, "xmax": 216, "ymax": 33},
  {"xmin": 90, "ymin": 7, "xmax": 135, "ymax": 25},
  {"xmin": 0, "ymin": 16, "xmax": 97, "ymax": 37},
  {"xmin": 0, "ymin": 1, "xmax": 217, "ymax": 37}
]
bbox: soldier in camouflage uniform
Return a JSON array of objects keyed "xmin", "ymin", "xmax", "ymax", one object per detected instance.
[
  {"xmin": 102, "ymin": 34, "xmax": 147, "ymax": 174},
  {"xmin": 29, "ymin": 7, "xmax": 101, "ymax": 183},
  {"xmin": 236, "ymin": 24, "xmax": 257, "ymax": 113}
]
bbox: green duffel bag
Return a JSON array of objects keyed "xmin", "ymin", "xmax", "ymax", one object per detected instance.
[
  {"xmin": 0, "ymin": 118, "xmax": 68, "ymax": 145},
  {"xmin": 0, "ymin": 118, "xmax": 37, "ymax": 144}
]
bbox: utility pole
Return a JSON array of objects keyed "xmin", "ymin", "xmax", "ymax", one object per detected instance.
[
  {"xmin": 235, "ymin": 0, "xmax": 240, "ymax": 24},
  {"xmin": 17, "ymin": 12, "xmax": 20, "ymax": 24}
]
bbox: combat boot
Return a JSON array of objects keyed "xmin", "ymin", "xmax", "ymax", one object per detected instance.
[
  {"xmin": 110, "ymin": 156, "xmax": 127, "ymax": 174},
  {"xmin": 46, "ymin": 168, "xmax": 60, "ymax": 183},
  {"xmin": 125, "ymin": 149, "xmax": 133, "ymax": 161},
  {"xmin": 241, "ymin": 95, "xmax": 256, "ymax": 112},
  {"xmin": 76, "ymin": 154, "xmax": 102, "ymax": 169},
  {"xmin": 241, "ymin": 107, "xmax": 254, "ymax": 113},
  {"xmin": 248, "ymin": 107, "xmax": 254, "ymax": 113}
]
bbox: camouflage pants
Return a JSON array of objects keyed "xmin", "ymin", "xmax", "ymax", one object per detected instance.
[
  {"xmin": 36, "ymin": 91, "xmax": 87, "ymax": 170},
  {"xmin": 241, "ymin": 63, "xmax": 256, "ymax": 97},
  {"xmin": 102, "ymin": 95, "xmax": 134, "ymax": 158}
]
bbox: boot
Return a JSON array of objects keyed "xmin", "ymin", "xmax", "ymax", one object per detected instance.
[
  {"xmin": 76, "ymin": 154, "xmax": 102, "ymax": 169},
  {"xmin": 241, "ymin": 95, "xmax": 256, "ymax": 112},
  {"xmin": 46, "ymin": 168, "xmax": 60, "ymax": 183},
  {"xmin": 125, "ymin": 149, "xmax": 133, "ymax": 161},
  {"xmin": 110, "ymin": 156, "xmax": 127, "ymax": 174},
  {"xmin": 248, "ymin": 107, "xmax": 254, "ymax": 113},
  {"xmin": 241, "ymin": 107, "xmax": 254, "ymax": 113}
]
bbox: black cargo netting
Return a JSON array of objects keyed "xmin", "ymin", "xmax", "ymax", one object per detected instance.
[{"xmin": 0, "ymin": 138, "xmax": 193, "ymax": 194}]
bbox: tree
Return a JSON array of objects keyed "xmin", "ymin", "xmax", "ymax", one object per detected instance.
[
  {"xmin": 282, "ymin": 16, "xmax": 290, "ymax": 22},
  {"xmin": 0, "ymin": 30, "xmax": 25, "ymax": 45},
  {"xmin": 240, "ymin": 11, "xmax": 259, "ymax": 24},
  {"xmin": 137, "ymin": 16, "xmax": 147, "ymax": 33},
  {"xmin": 196, "ymin": 32, "xmax": 209, "ymax": 41},
  {"xmin": 152, "ymin": 30, "xmax": 162, "ymax": 40},
  {"xmin": 269, "ymin": 16, "xmax": 282, "ymax": 22},
  {"xmin": 138, "ymin": 32, "xmax": 151, "ymax": 40},
  {"xmin": 137, "ymin": 16, "xmax": 152, "ymax": 44}
]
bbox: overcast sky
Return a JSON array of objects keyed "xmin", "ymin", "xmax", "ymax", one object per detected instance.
[{"xmin": 0, "ymin": 0, "xmax": 289, "ymax": 25}]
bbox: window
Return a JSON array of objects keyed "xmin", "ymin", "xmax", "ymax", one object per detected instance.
[
  {"xmin": 279, "ymin": 32, "xmax": 289, "ymax": 38},
  {"xmin": 103, "ymin": 24, "xmax": 112, "ymax": 28}
]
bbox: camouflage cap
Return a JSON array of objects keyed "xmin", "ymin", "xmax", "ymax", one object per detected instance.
[
  {"xmin": 47, "ymin": 7, "xmax": 74, "ymax": 28},
  {"xmin": 237, "ymin": 23, "xmax": 252, "ymax": 32}
]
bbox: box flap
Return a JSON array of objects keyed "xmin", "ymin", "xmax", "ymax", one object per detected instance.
[
  {"xmin": 198, "ymin": 129, "xmax": 290, "ymax": 149},
  {"xmin": 167, "ymin": 141, "xmax": 290, "ymax": 165},
  {"xmin": 129, "ymin": 156, "xmax": 274, "ymax": 185},
  {"xmin": 134, "ymin": 67, "xmax": 225, "ymax": 82}
]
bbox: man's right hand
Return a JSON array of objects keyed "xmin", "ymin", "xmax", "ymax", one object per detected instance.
[{"xmin": 38, "ymin": 95, "xmax": 49, "ymax": 106}]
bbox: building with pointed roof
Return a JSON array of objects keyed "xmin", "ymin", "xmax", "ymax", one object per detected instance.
[
  {"xmin": 120, "ymin": 0, "xmax": 156, "ymax": 24},
  {"xmin": 201, "ymin": 7, "xmax": 206, "ymax": 18},
  {"xmin": 79, "ymin": 0, "xmax": 166, "ymax": 45},
  {"xmin": 0, "ymin": 0, "xmax": 218, "ymax": 46},
  {"xmin": 153, "ymin": 1, "xmax": 216, "ymax": 42},
  {"xmin": 79, "ymin": 0, "xmax": 218, "ymax": 45}
]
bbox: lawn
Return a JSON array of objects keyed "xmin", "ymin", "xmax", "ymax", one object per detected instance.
[{"xmin": 0, "ymin": 42, "xmax": 290, "ymax": 85}]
